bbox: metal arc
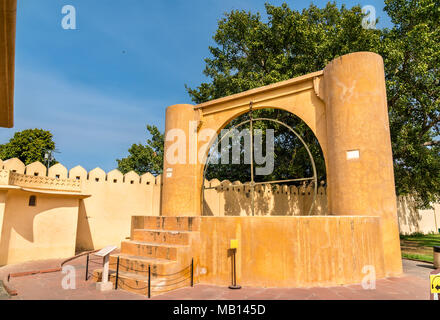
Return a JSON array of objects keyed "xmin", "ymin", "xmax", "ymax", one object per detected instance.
[{"xmin": 202, "ymin": 117, "xmax": 318, "ymax": 216}]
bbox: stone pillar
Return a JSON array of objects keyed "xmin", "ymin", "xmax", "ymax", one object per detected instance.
[
  {"xmin": 161, "ymin": 104, "xmax": 200, "ymax": 216},
  {"xmin": 323, "ymin": 52, "xmax": 402, "ymax": 276}
]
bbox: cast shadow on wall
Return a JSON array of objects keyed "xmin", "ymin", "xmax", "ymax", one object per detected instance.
[
  {"xmin": 75, "ymin": 199, "xmax": 94, "ymax": 254},
  {"xmin": 202, "ymin": 179, "xmax": 327, "ymax": 216}
]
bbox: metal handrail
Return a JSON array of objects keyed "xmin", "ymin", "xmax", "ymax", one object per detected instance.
[{"xmin": 112, "ymin": 257, "xmax": 194, "ymax": 298}]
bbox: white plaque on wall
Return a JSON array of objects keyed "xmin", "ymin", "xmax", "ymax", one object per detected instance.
[{"xmin": 346, "ymin": 150, "xmax": 360, "ymax": 160}]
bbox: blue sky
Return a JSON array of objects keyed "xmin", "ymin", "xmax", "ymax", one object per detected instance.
[{"xmin": 0, "ymin": 0, "xmax": 393, "ymax": 172}]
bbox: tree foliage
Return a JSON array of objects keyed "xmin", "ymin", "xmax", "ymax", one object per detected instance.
[
  {"xmin": 187, "ymin": 2, "xmax": 384, "ymax": 187},
  {"xmin": 123, "ymin": 1, "xmax": 439, "ymax": 208},
  {"xmin": 185, "ymin": 1, "xmax": 440, "ymax": 208},
  {"xmin": 117, "ymin": 125, "xmax": 164, "ymax": 175},
  {"xmin": 381, "ymin": 0, "xmax": 440, "ymax": 207},
  {"xmin": 204, "ymin": 109, "xmax": 327, "ymax": 185},
  {"xmin": 186, "ymin": 2, "xmax": 381, "ymax": 103},
  {"xmin": 0, "ymin": 128, "xmax": 56, "ymax": 165}
]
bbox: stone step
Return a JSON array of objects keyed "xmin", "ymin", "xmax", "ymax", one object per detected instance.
[
  {"xmin": 132, "ymin": 216, "xmax": 200, "ymax": 232},
  {"xmin": 121, "ymin": 240, "xmax": 188, "ymax": 260},
  {"xmin": 92, "ymin": 268, "xmax": 193, "ymax": 297},
  {"xmin": 132, "ymin": 229, "xmax": 192, "ymax": 245},
  {"xmin": 109, "ymin": 254, "xmax": 175, "ymax": 277}
]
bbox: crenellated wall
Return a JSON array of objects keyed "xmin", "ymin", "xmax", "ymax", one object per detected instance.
[
  {"xmin": 202, "ymin": 179, "xmax": 327, "ymax": 217},
  {"xmin": 202, "ymin": 179, "xmax": 439, "ymax": 234},
  {"xmin": 73, "ymin": 166, "xmax": 162, "ymax": 250},
  {"xmin": 397, "ymin": 196, "xmax": 440, "ymax": 235},
  {"xmin": 0, "ymin": 157, "xmax": 437, "ymax": 265},
  {"xmin": 0, "ymin": 158, "xmax": 162, "ymax": 264}
]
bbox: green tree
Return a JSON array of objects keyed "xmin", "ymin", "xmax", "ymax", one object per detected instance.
[
  {"xmin": 186, "ymin": 2, "xmax": 381, "ymax": 102},
  {"xmin": 186, "ymin": 1, "xmax": 440, "ymax": 208},
  {"xmin": 381, "ymin": 0, "xmax": 440, "ymax": 208},
  {"xmin": 188, "ymin": 2, "xmax": 381, "ymax": 187},
  {"xmin": 117, "ymin": 125, "xmax": 164, "ymax": 175},
  {"xmin": 204, "ymin": 109, "xmax": 327, "ymax": 185},
  {"xmin": 0, "ymin": 128, "xmax": 56, "ymax": 165}
]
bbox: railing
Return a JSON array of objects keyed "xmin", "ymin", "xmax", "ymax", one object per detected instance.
[
  {"xmin": 84, "ymin": 254, "xmax": 103, "ymax": 281},
  {"xmin": 85, "ymin": 254, "xmax": 194, "ymax": 298},
  {"xmin": 147, "ymin": 259, "xmax": 194, "ymax": 298}
]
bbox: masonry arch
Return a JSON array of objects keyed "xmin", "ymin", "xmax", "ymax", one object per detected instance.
[
  {"xmin": 160, "ymin": 52, "xmax": 402, "ymax": 276},
  {"xmin": 200, "ymin": 106, "xmax": 326, "ymax": 217},
  {"xmin": 196, "ymin": 89, "xmax": 328, "ymax": 165},
  {"xmin": 200, "ymin": 102, "xmax": 328, "ymax": 165},
  {"xmin": 192, "ymin": 77, "xmax": 328, "ymax": 214}
]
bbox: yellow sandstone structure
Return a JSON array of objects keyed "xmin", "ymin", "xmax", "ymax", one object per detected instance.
[
  {"xmin": 0, "ymin": 50, "xmax": 425, "ymax": 293},
  {"xmin": 0, "ymin": 158, "xmax": 434, "ymax": 271},
  {"xmin": 0, "ymin": 0, "xmax": 430, "ymax": 294},
  {"xmin": 158, "ymin": 52, "xmax": 403, "ymax": 288},
  {"xmin": 0, "ymin": 159, "xmax": 162, "ymax": 265}
]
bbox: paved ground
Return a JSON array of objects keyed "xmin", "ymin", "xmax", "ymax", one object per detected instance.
[
  {"xmin": 0, "ymin": 257, "xmax": 435, "ymax": 300},
  {"xmin": 0, "ymin": 255, "xmax": 147, "ymax": 300},
  {"xmin": 0, "ymin": 281, "xmax": 9, "ymax": 300}
]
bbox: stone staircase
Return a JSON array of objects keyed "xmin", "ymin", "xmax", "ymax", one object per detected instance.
[{"xmin": 93, "ymin": 216, "xmax": 200, "ymax": 296}]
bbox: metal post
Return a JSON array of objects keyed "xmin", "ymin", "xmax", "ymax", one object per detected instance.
[
  {"xmin": 233, "ymin": 252, "xmax": 236, "ymax": 285},
  {"xmin": 434, "ymin": 246, "xmax": 440, "ymax": 269},
  {"xmin": 148, "ymin": 265, "xmax": 151, "ymax": 298},
  {"xmin": 191, "ymin": 258, "xmax": 194, "ymax": 287},
  {"xmin": 85, "ymin": 254, "xmax": 89, "ymax": 281},
  {"xmin": 228, "ymin": 249, "xmax": 241, "ymax": 289},
  {"xmin": 115, "ymin": 256, "xmax": 120, "ymax": 290}
]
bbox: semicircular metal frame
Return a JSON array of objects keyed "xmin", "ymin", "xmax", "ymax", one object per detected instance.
[{"xmin": 202, "ymin": 109, "xmax": 318, "ymax": 217}]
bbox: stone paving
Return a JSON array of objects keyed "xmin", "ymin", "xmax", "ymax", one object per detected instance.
[
  {"xmin": 0, "ymin": 280, "xmax": 9, "ymax": 300},
  {"xmin": 0, "ymin": 257, "xmax": 434, "ymax": 300}
]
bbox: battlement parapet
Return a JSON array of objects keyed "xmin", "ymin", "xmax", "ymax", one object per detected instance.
[
  {"xmin": 8, "ymin": 171, "xmax": 81, "ymax": 192},
  {"xmin": 0, "ymin": 158, "xmax": 162, "ymax": 187}
]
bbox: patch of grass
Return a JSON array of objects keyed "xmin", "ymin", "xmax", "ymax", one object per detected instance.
[
  {"xmin": 402, "ymin": 252, "xmax": 434, "ymax": 263},
  {"xmin": 400, "ymin": 233, "xmax": 440, "ymax": 247},
  {"xmin": 400, "ymin": 232, "xmax": 425, "ymax": 238},
  {"xmin": 400, "ymin": 233, "xmax": 440, "ymax": 263}
]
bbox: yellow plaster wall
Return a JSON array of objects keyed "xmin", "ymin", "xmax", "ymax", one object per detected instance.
[
  {"xmin": 0, "ymin": 157, "xmax": 436, "ymax": 267},
  {"xmin": 203, "ymin": 179, "xmax": 439, "ymax": 234},
  {"xmin": 398, "ymin": 198, "xmax": 440, "ymax": 235},
  {"xmin": 161, "ymin": 52, "xmax": 402, "ymax": 277},
  {"xmin": 198, "ymin": 216, "xmax": 385, "ymax": 287},
  {"xmin": 76, "ymin": 173, "xmax": 161, "ymax": 251},
  {"xmin": 0, "ymin": 162, "xmax": 163, "ymax": 264},
  {"xmin": 3, "ymin": 158, "xmax": 25, "ymax": 174},
  {"xmin": 0, "ymin": 191, "xmax": 7, "ymax": 257},
  {"xmin": 25, "ymin": 161, "xmax": 47, "ymax": 177},
  {"xmin": 0, "ymin": 190, "xmax": 79, "ymax": 265},
  {"xmin": 161, "ymin": 73, "xmax": 327, "ymax": 217},
  {"xmin": 203, "ymin": 180, "xmax": 326, "ymax": 216}
]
